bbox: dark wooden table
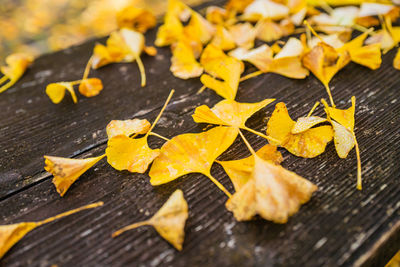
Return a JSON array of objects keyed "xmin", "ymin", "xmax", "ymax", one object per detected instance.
[{"xmin": 1, "ymin": 2, "xmax": 399, "ymax": 266}]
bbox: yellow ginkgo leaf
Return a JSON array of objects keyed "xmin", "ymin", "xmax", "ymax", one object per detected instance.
[
  {"xmin": 106, "ymin": 135, "xmax": 160, "ymax": 173},
  {"xmin": 322, "ymin": 96, "xmax": 362, "ymax": 190},
  {"xmin": 302, "ymin": 42, "xmax": 351, "ymax": 106},
  {"xmin": 112, "ymin": 189, "xmax": 188, "ymax": 251},
  {"xmin": 217, "ymin": 144, "xmax": 283, "ymax": 191},
  {"xmin": 46, "ymin": 82, "xmax": 78, "ymax": 104},
  {"xmin": 206, "ymin": 6, "xmax": 230, "ymax": 25},
  {"xmin": 183, "ymin": 11, "xmax": 215, "ymax": 45},
  {"xmin": 226, "ymin": 130, "xmax": 317, "ymax": 223},
  {"xmin": 106, "ymin": 90, "xmax": 174, "ymax": 173},
  {"xmin": 255, "ymin": 18, "xmax": 294, "ymax": 42},
  {"xmin": 394, "ymin": 47, "xmax": 400, "ymax": 70},
  {"xmin": 267, "ymin": 102, "xmax": 333, "ymax": 158},
  {"xmin": 210, "ymin": 25, "xmax": 236, "ymax": 51},
  {"xmin": 155, "ymin": 0, "xmax": 191, "ymax": 47},
  {"xmin": 225, "ymin": 0, "xmax": 253, "ymax": 13},
  {"xmin": 149, "ymin": 126, "xmax": 239, "ymax": 197},
  {"xmin": 106, "ymin": 119, "xmax": 151, "ymax": 139},
  {"xmin": 200, "ymin": 44, "xmax": 244, "ymax": 100},
  {"xmin": 242, "ymin": 0, "xmax": 290, "ymax": 22},
  {"xmin": 116, "ymin": 6, "xmax": 156, "ymax": 33},
  {"xmin": 338, "ymin": 30, "xmax": 382, "ymax": 70},
  {"xmin": 170, "ymin": 39, "xmax": 204, "ymax": 79},
  {"xmin": 192, "ymin": 98, "xmax": 275, "ymax": 128},
  {"xmin": 92, "ymin": 28, "xmax": 149, "ymax": 86},
  {"xmin": 228, "ymin": 23, "xmax": 256, "ymax": 49},
  {"xmin": 229, "ymin": 45, "xmax": 273, "ymax": 72},
  {"xmin": 78, "ymin": 78, "xmax": 103, "ymax": 97},
  {"xmin": 44, "ymin": 154, "xmax": 106, "ymax": 196},
  {"xmin": 291, "ymin": 116, "xmax": 327, "ymax": 134},
  {"xmin": 0, "ymin": 53, "xmax": 33, "ymax": 94},
  {"xmin": 0, "ymin": 202, "xmax": 103, "ymax": 259}
]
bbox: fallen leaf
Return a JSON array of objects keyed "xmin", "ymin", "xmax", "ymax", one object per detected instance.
[
  {"xmin": 267, "ymin": 102, "xmax": 333, "ymax": 158},
  {"xmin": 217, "ymin": 144, "xmax": 283, "ymax": 191},
  {"xmin": 0, "ymin": 202, "xmax": 103, "ymax": 259},
  {"xmin": 322, "ymin": 96, "xmax": 362, "ymax": 190},
  {"xmin": 394, "ymin": 47, "xmax": 400, "ymax": 70},
  {"xmin": 242, "ymin": 0, "xmax": 290, "ymax": 22},
  {"xmin": 112, "ymin": 189, "xmax": 188, "ymax": 251},
  {"xmin": 106, "ymin": 90, "xmax": 174, "ymax": 173},
  {"xmin": 184, "ymin": 11, "xmax": 215, "ymax": 45},
  {"xmin": 106, "ymin": 119, "xmax": 151, "ymax": 139},
  {"xmin": 210, "ymin": 25, "xmax": 236, "ymax": 51},
  {"xmin": 44, "ymin": 155, "xmax": 105, "ymax": 196},
  {"xmin": 226, "ymin": 130, "xmax": 317, "ymax": 223},
  {"xmin": 228, "ymin": 23, "xmax": 256, "ymax": 49},
  {"xmin": 0, "ymin": 53, "xmax": 33, "ymax": 94},
  {"xmin": 78, "ymin": 78, "xmax": 103, "ymax": 97},
  {"xmin": 170, "ymin": 39, "xmax": 204, "ymax": 79},
  {"xmin": 46, "ymin": 82, "xmax": 78, "ymax": 104},
  {"xmin": 200, "ymin": 44, "xmax": 244, "ymax": 100},
  {"xmin": 116, "ymin": 6, "xmax": 156, "ymax": 33},
  {"xmin": 149, "ymin": 126, "xmax": 239, "ymax": 197}
]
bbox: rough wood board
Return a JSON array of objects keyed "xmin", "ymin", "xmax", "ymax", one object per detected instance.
[{"xmin": 1, "ymin": 2, "xmax": 400, "ymax": 266}]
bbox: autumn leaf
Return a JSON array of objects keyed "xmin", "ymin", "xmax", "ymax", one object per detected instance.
[
  {"xmin": 394, "ymin": 48, "xmax": 400, "ymax": 70},
  {"xmin": 183, "ymin": 11, "xmax": 215, "ymax": 45},
  {"xmin": 241, "ymin": 0, "xmax": 290, "ymax": 22},
  {"xmin": 44, "ymin": 155, "xmax": 106, "ymax": 197},
  {"xmin": 170, "ymin": 39, "xmax": 204, "ymax": 79},
  {"xmin": 149, "ymin": 126, "xmax": 239, "ymax": 197},
  {"xmin": 192, "ymin": 98, "xmax": 277, "ymax": 143},
  {"xmin": 228, "ymin": 23, "xmax": 256, "ymax": 49},
  {"xmin": 106, "ymin": 90, "xmax": 174, "ymax": 174},
  {"xmin": 200, "ymin": 44, "xmax": 244, "ymax": 100},
  {"xmin": 267, "ymin": 102, "xmax": 333, "ymax": 158},
  {"xmin": 217, "ymin": 144, "xmax": 283, "ymax": 191},
  {"xmin": 46, "ymin": 82, "xmax": 79, "ymax": 104},
  {"xmin": 78, "ymin": 78, "xmax": 103, "ymax": 97},
  {"xmin": 255, "ymin": 18, "xmax": 294, "ymax": 42},
  {"xmin": 210, "ymin": 25, "xmax": 236, "ymax": 51},
  {"xmin": 106, "ymin": 119, "xmax": 151, "ymax": 139},
  {"xmin": 226, "ymin": 130, "xmax": 317, "ymax": 223},
  {"xmin": 322, "ymin": 96, "xmax": 362, "ymax": 190},
  {"xmin": 116, "ymin": 6, "xmax": 156, "ymax": 33},
  {"xmin": 0, "ymin": 201, "xmax": 103, "ymax": 259},
  {"xmin": 0, "ymin": 53, "xmax": 33, "ymax": 94},
  {"xmin": 302, "ymin": 22, "xmax": 351, "ymax": 106},
  {"xmin": 112, "ymin": 189, "xmax": 188, "ymax": 251}
]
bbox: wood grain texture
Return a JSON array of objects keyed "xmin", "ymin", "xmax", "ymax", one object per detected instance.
[{"xmin": 1, "ymin": 1, "xmax": 399, "ymax": 266}]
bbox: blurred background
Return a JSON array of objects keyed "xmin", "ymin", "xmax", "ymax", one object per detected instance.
[{"xmin": 0, "ymin": 0, "xmax": 204, "ymax": 59}]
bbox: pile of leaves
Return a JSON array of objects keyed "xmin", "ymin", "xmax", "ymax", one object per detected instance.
[{"xmin": 1, "ymin": 0, "xmax": 400, "ymax": 257}]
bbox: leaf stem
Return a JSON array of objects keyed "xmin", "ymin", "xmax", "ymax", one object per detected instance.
[
  {"xmin": 204, "ymin": 172, "xmax": 232, "ymax": 198},
  {"xmin": 324, "ymin": 83, "xmax": 335, "ymax": 107},
  {"xmin": 37, "ymin": 201, "xmax": 104, "ymax": 226},
  {"xmin": 82, "ymin": 56, "xmax": 93, "ymax": 80},
  {"xmin": 242, "ymin": 126, "xmax": 280, "ymax": 144},
  {"xmin": 197, "ymin": 85, "xmax": 206, "ymax": 95},
  {"xmin": 112, "ymin": 221, "xmax": 150, "ymax": 237},
  {"xmin": 238, "ymin": 129, "xmax": 256, "ymax": 155},
  {"xmin": 135, "ymin": 55, "xmax": 146, "ymax": 87},
  {"xmin": 352, "ymin": 132, "xmax": 362, "ymax": 190},
  {"xmin": 307, "ymin": 101, "xmax": 320, "ymax": 117},
  {"xmin": 149, "ymin": 132, "xmax": 170, "ymax": 141},
  {"xmin": 240, "ymin": 70, "xmax": 263, "ymax": 82},
  {"xmin": 146, "ymin": 89, "xmax": 175, "ymax": 138}
]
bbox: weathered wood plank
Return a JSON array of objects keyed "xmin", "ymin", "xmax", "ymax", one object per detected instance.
[{"xmin": 1, "ymin": 1, "xmax": 400, "ymax": 265}]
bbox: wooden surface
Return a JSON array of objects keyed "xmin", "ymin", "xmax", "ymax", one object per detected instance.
[{"xmin": 1, "ymin": 2, "xmax": 400, "ymax": 266}]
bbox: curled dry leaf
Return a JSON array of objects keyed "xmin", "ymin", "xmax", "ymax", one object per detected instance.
[
  {"xmin": 267, "ymin": 102, "xmax": 333, "ymax": 158},
  {"xmin": 78, "ymin": 78, "xmax": 103, "ymax": 97},
  {"xmin": 200, "ymin": 44, "xmax": 244, "ymax": 100},
  {"xmin": 226, "ymin": 131, "xmax": 317, "ymax": 223},
  {"xmin": 46, "ymin": 82, "xmax": 78, "ymax": 104},
  {"xmin": 255, "ymin": 18, "xmax": 294, "ymax": 42},
  {"xmin": 225, "ymin": 0, "xmax": 253, "ymax": 13},
  {"xmin": 106, "ymin": 90, "xmax": 174, "ymax": 173},
  {"xmin": 365, "ymin": 16, "xmax": 400, "ymax": 54},
  {"xmin": 217, "ymin": 144, "xmax": 283, "ymax": 191},
  {"xmin": 44, "ymin": 155, "xmax": 106, "ymax": 196},
  {"xmin": 0, "ymin": 53, "xmax": 33, "ymax": 94},
  {"xmin": 112, "ymin": 189, "xmax": 188, "ymax": 251},
  {"xmin": 116, "ymin": 6, "xmax": 157, "ymax": 33},
  {"xmin": 184, "ymin": 11, "xmax": 216, "ymax": 45},
  {"xmin": 149, "ymin": 126, "xmax": 239, "ymax": 197},
  {"xmin": 106, "ymin": 119, "xmax": 151, "ymax": 139},
  {"xmin": 229, "ymin": 44, "xmax": 273, "ymax": 72},
  {"xmin": 0, "ymin": 202, "xmax": 103, "ymax": 259}
]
